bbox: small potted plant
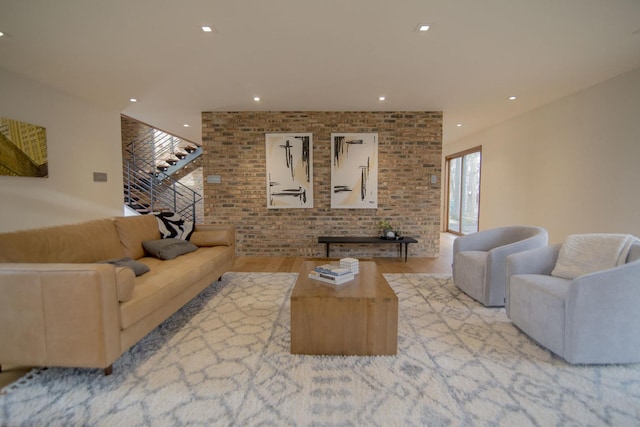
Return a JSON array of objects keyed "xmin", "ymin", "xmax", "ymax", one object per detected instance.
[{"xmin": 377, "ymin": 220, "xmax": 396, "ymax": 239}]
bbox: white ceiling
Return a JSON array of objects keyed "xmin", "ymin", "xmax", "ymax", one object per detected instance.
[{"xmin": 1, "ymin": 0, "xmax": 640, "ymax": 145}]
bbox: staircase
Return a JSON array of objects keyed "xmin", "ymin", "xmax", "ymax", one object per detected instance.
[{"xmin": 122, "ymin": 119, "xmax": 203, "ymax": 223}]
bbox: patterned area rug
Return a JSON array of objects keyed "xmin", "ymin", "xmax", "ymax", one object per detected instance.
[{"xmin": 2, "ymin": 272, "xmax": 640, "ymax": 426}]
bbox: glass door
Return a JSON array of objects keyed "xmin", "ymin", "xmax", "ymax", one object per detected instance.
[{"xmin": 446, "ymin": 147, "xmax": 481, "ymax": 235}]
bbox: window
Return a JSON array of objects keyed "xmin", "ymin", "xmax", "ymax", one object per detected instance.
[{"xmin": 446, "ymin": 146, "xmax": 481, "ymax": 235}]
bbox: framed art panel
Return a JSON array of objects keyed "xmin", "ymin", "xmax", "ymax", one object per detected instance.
[
  {"xmin": 331, "ymin": 133, "xmax": 378, "ymax": 209},
  {"xmin": 0, "ymin": 117, "xmax": 48, "ymax": 177},
  {"xmin": 266, "ymin": 133, "xmax": 313, "ymax": 209}
]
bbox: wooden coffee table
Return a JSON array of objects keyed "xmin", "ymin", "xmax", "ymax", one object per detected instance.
[{"xmin": 290, "ymin": 260, "xmax": 398, "ymax": 355}]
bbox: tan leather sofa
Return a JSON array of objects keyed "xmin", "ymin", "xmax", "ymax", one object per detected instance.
[{"xmin": 0, "ymin": 215, "xmax": 235, "ymax": 375}]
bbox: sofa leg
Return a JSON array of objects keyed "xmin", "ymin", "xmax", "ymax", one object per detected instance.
[{"xmin": 104, "ymin": 365, "xmax": 113, "ymax": 376}]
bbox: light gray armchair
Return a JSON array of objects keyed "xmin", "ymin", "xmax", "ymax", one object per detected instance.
[
  {"xmin": 506, "ymin": 242, "xmax": 640, "ymax": 364},
  {"xmin": 452, "ymin": 226, "xmax": 548, "ymax": 307}
]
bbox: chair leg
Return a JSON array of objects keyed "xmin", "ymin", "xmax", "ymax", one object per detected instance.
[{"xmin": 104, "ymin": 365, "xmax": 113, "ymax": 376}]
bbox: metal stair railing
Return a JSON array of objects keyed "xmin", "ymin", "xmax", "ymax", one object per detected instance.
[
  {"xmin": 122, "ymin": 120, "xmax": 202, "ymax": 222},
  {"xmin": 126, "ymin": 128, "xmax": 201, "ymax": 175},
  {"xmin": 124, "ymin": 152, "xmax": 202, "ymax": 222}
]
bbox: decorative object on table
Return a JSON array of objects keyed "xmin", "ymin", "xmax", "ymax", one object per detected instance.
[
  {"xmin": 309, "ymin": 263, "xmax": 355, "ymax": 285},
  {"xmin": 377, "ymin": 219, "xmax": 398, "ymax": 239},
  {"xmin": 340, "ymin": 257, "xmax": 360, "ymax": 274},
  {"xmin": 265, "ymin": 133, "xmax": 313, "ymax": 209},
  {"xmin": 330, "ymin": 133, "xmax": 378, "ymax": 209}
]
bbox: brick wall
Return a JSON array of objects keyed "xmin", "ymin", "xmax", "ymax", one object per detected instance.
[{"xmin": 201, "ymin": 111, "xmax": 442, "ymax": 257}]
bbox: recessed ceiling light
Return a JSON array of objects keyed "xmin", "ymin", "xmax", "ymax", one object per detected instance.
[
  {"xmin": 253, "ymin": 96, "xmax": 261, "ymax": 102},
  {"xmin": 416, "ymin": 24, "xmax": 430, "ymax": 32},
  {"xmin": 508, "ymin": 96, "xmax": 517, "ymax": 101},
  {"xmin": 379, "ymin": 96, "xmax": 386, "ymax": 101},
  {"xmin": 183, "ymin": 124, "xmax": 190, "ymax": 127},
  {"xmin": 0, "ymin": 32, "xmax": 4, "ymax": 37},
  {"xmin": 202, "ymin": 26, "xmax": 213, "ymax": 32},
  {"xmin": 456, "ymin": 123, "xmax": 462, "ymax": 127},
  {"xmin": 129, "ymin": 98, "xmax": 138, "ymax": 102}
]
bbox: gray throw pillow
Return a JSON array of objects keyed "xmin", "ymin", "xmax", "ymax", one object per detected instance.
[
  {"xmin": 99, "ymin": 257, "xmax": 150, "ymax": 276},
  {"xmin": 143, "ymin": 238, "xmax": 198, "ymax": 260}
]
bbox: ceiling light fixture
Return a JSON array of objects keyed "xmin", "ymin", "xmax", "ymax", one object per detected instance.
[
  {"xmin": 379, "ymin": 96, "xmax": 386, "ymax": 101},
  {"xmin": 202, "ymin": 26, "xmax": 213, "ymax": 32},
  {"xmin": 129, "ymin": 98, "xmax": 138, "ymax": 102},
  {"xmin": 508, "ymin": 96, "xmax": 517, "ymax": 101},
  {"xmin": 416, "ymin": 24, "xmax": 430, "ymax": 32},
  {"xmin": 0, "ymin": 32, "xmax": 4, "ymax": 37},
  {"xmin": 183, "ymin": 124, "xmax": 190, "ymax": 127},
  {"xmin": 253, "ymin": 96, "xmax": 261, "ymax": 102},
  {"xmin": 456, "ymin": 123, "xmax": 462, "ymax": 127}
]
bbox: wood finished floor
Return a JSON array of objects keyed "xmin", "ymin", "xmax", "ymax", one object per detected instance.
[{"xmin": 0, "ymin": 233, "xmax": 457, "ymax": 389}]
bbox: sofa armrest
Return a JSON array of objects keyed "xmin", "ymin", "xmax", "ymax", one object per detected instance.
[
  {"xmin": 506, "ymin": 244, "xmax": 561, "ymax": 277},
  {"xmin": 564, "ymin": 260, "xmax": 640, "ymax": 363},
  {"xmin": 0, "ymin": 263, "xmax": 122, "ymax": 369},
  {"xmin": 191, "ymin": 224, "xmax": 235, "ymax": 247}
]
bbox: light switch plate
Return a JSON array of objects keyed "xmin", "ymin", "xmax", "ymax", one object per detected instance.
[{"xmin": 93, "ymin": 172, "xmax": 108, "ymax": 182}]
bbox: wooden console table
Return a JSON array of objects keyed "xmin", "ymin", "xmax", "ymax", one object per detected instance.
[{"xmin": 318, "ymin": 236, "xmax": 418, "ymax": 262}]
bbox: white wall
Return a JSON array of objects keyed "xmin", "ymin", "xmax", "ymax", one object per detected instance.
[
  {"xmin": 443, "ymin": 67, "xmax": 640, "ymax": 243},
  {"xmin": 0, "ymin": 68, "xmax": 124, "ymax": 232}
]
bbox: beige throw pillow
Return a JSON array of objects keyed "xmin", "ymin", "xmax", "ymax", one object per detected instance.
[{"xmin": 551, "ymin": 233, "xmax": 637, "ymax": 279}]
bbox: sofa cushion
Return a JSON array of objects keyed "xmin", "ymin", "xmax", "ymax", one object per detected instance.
[
  {"xmin": 190, "ymin": 229, "xmax": 233, "ymax": 247},
  {"xmin": 119, "ymin": 246, "xmax": 232, "ymax": 329},
  {"xmin": 114, "ymin": 216, "xmax": 161, "ymax": 260},
  {"xmin": 0, "ymin": 218, "xmax": 124, "ymax": 263},
  {"xmin": 143, "ymin": 239, "xmax": 198, "ymax": 260},
  {"xmin": 98, "ymin": 257, "xmax": 150, "ymax": 277}
]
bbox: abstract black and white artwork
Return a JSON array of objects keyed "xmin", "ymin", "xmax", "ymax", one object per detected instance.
[
  {"xmin": 331, "ymin": 133, "xmax": 378, "ymax": 209},
  {"xmin": 266, "ymin": 133, "xmax": 313, "ymax": 209}
]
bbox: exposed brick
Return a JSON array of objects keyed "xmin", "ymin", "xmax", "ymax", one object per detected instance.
[{"xmin": 201, "ymin": 111, "xmax": 442, "ymax": 257}]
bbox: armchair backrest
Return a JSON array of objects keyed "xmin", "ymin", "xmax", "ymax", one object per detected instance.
[
  {"xmin": 488, "ymin": 226, "xmax": 548, "ymax": 251},
  {"xmin": 454, "ymin": 225, "xmax": 548, "ymax": 254}
]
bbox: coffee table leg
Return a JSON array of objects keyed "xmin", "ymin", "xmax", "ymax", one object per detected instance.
[
  {"xmin": 326, "ymin": 243, "xmax": 330, "ymax": 257},
  {"xmin": 404, "ymin": 243, "xmax": 408, "ymax": 262}
]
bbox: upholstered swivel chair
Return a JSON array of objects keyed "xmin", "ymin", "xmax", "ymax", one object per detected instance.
[
  {"xmin": 506, "ymin": 238, "xmax": 640, "ymax": 364},
  {"xmin": 452, "ymin": 225, "xmax": 548, "ymax": 307}
]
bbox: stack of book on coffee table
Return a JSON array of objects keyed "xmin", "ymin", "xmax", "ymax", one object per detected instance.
[
  {"xmin": 339, "ymin": 257, "xmax": 360, "ymax": 274},
  {"xmin": 308, "ymin": 263, "xmax": 355, "ymax": 285}
]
